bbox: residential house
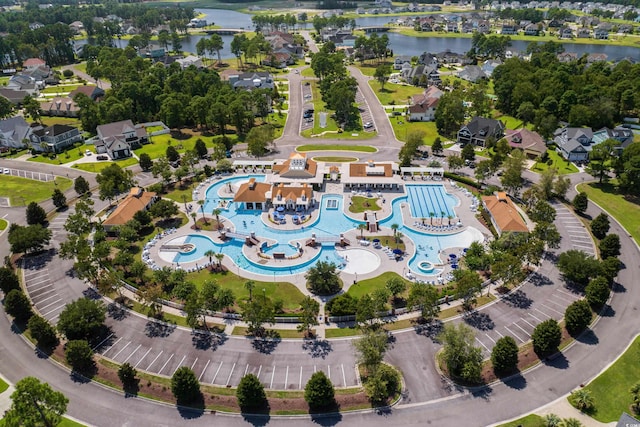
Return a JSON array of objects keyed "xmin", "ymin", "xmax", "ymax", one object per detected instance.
[
  {"xmin": 262, "ymin": 52, "xmax": 294, "ymax": 69},
  {"xmin": 559, "ymin": 27, "xmax": 574, "ymax": 39},
  {"xmin": 457, "ymin": 116, "xmax": 505, "ymax": 147},
  {"xmin": 461, "ymin": 22, "xmax": 475, "ymax": 33},
  {"xmin": 592, "ymin": 127, "xmax": 634, "ymax": 150},
  {"xmin": 482, "ymin": 191, "xmax": 529, "ymax": 236},
  {"xmin": 394, "ymin": 55, "xmax": 412, "ymax": 70},
  {"xmin": 586, "ymin": 53, "xmax": 607, "ymax": 64},
  {"xmin": 175, "ymin": 55, "xmax": 203, "ymax": 69},
  {"xmin": 40, "ymin": 97, "xmax": 80, "ymax": 118},
  {"xmin": 408, "ymin": 86, "xmax": 443, "ymax": 122},
  {"xmin": 0, "ymin": 116, "xmax": 32, "ymax": 150},
  {"xmin": 69, "ymin": 85, "xmax": 105, "ymax": 101},
  {"xmin": 31, "ymin": 124, "xmax": 83, "ymax": 153},
  {"xmin": 458, "ymin": 65, "xmax": 487, "ymax": 83},
  {"xmin": 22, "ymin": 58, "xmax": 46, "ymax": 70},
  {"xmin": 402, "ymin": 65, "xmax": 441, "ymax": 87},
  {"xmin": 594, "ymin": 27, "xmax": 609, "ymax": 39},
  {"xmin": 446, "ymin": 21, "xmax": 459, "ymax": 32},
  {"xmin": 188, "ymin": 18, "xmax": 207, "ymax": 28},
  {"xmin": 230, "ymin": 72, "xmax": 275, "ymax": 90},
  {"xmin": 436, "ymin": 50, "xmax": 472, "ymax": 65},
  {"xmin": 524, "ymin": 23, "xmax": 540, "ymax": 35},
  {"xmin": 481, "ymin": 59, "xmax": 502, "ymax": 78},
  {"xmin": 501, "ymin": 24, "xmax": 518, "ymax": 35},
  {"xmin": 547, "ymin": 19, "xmax": 564, "ymax": 28},
  {"xmin": 102, "ymin": 187, "xmax": 158, "ymax": 233},
  {"xmin": 7, "ymin": 74, "xmax": 39, "ymax": 94},
  {"xmin": 0, "ymin": 88, "xmax": 30, "ymax": 105},
  {"xmin": 418, "ymin": 52, "xmax": 438, "ymax": 68},
  {"xmin": 505, "ymin": 128, "xmax": 547, "ymax": 159},
  {"xmin": 95, "ymin": 119, "xmax": 148, "ymax": 160},
  {"xmin": 577, "ymin": 28, "xmax": 591, "ymax": 38},
  {"xmin": 557, "ymin": 52, "xmax": 578, "ymax": 62},
  {"xmin": 477, "ymin": 20, "xmax": 491, "ymax": 34},
  {"xmin": 554, "ymin": 127, "xmax": 593, "ymax": 162}
]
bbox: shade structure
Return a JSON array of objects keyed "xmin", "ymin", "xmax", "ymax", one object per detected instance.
[{"xmin": 392, "ymin": 248, "xmax": 403, "ymax": 255}]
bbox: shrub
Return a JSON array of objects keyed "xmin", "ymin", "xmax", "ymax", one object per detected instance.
[
  {"xmin": 590, "ymin": 213, "xmax": 609, "ymax": 240},
  {"xmin": 0, "ymin": 266, "xmax": 20, "ymax": 294},
  {"xmin": 4, "ymin": 289, "xmax": 33, "ymax": 323},
  {"xmin": 118, "ymin": 363, "xmax": 138, "ymax": 390},
  {"xmin": 564, "ymin": 300, "xmax": 592, "ymax": 336},
  {"xmin": 570, "ymin": 388, "xmax": 595, "ymax": 411},
  {"xmin": 598, "ymin": 234, "xmax": 621, "ymax": 259},
  {"xmin": 171, "ymin": 367, "xmax": 201, "ymax": 405},
  {"xmin": 62, "ymin": 69, "xmax": 74, "ymax": 78},
  {"xmin": 572, "ymin": 192, "xmax": 588, "ymax": 214},
  {"xmin": 491, "ymin": 336, "xmax": 519, "ymax": 375},
  {"xmin": 363, "ymin": 364, "xmax": 400, "ymax": 404},
  {"xmin": 532, "ymin": 319, "xmax": 561, "ymax": 358},
  {"xmin": 236, "ymin": 374, "xmax": 267, "ymax": 412},
  {"xmin": 443, "ymin": 172, "xmax": 481, "ymax": 189},
  {"xmin": 304, "ymin": 371, "xmax": 335, "ymax": 410},
  {"xmin": 326, "ymin": 293, "xmax": 358, "ymax": 316}
]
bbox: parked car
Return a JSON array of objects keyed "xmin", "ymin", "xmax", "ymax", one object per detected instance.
[
  {"xmin": 85, "ymin": 149, "xmax": 92, "ymax": 156},
  {"xmin": 364, "ymin": 122, "xmax": 374, "ymax": 129},
  {"xmin": 3, "ymin": 168, "xmax": 10, "ymax": 174},
  {"xmin": 96, "ymin": 155, "xmax": 108, "ymax": 161}
]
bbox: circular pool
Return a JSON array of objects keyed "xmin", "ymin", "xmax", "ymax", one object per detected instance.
[
  {"xmin": 340, "ymin": 249, "xmax": 381, "ymax": 275},
  {"xmin": 418, "ymin": 261, "xmax": 435, "ymax": 273}
]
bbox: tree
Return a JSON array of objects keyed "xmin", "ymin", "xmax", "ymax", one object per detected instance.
[
  {"xmin": 194, "ymin": 138, "xmax": 208, "ymax": 158},
  {"xmin": 65, "ymin": 339, "xmax": 94, "ymax": 373},
  {"xmin": 23, "ymin": 94, "xmax": 42, "ymax": 124},
  {"xmin": 74, "ymin": 176, "xmax": 90, "ymax": 196},
  {"xmin": 0, "ymin": 266, "xmax": 20, "ymax": 294},
  {"xmin": 461, "ymin": 143, "xmax": 476, "ymax": 162},
  {"xmin": 28, "ymin": 315, "xmax": 59, "ymax": 351},
  {"xmin": 139, "ymin": 153, "xmax": 153, "ymax": 171},
  {"xmin": 630, "ymin": 383, "xmax": 640, "ymax": 415},
  {"xmin": 544, "ymin": 413, "xmax": 563, "ymax": 427},
  {"xmin": 399, "ymin": 131, "xmax": 424, "ymax": 167},
  {"xmin": 57, "ymin": 298, "xmax": 106, "ymax": 342},
  {"xmin": 500, "ymin": 149, "xmax": 526, "ymax": 196},
  {"xmin": 586, "ymin": 139, "xmax": 618, "ymax": 183},
  {"xmin": 385, "ymin": 277, "xmax": 407, "ymax": 304},
  {"xmin": 531, "ymin": 319, "xmax": 561, "ymax": 357},
  {"xmin": 570, "ymin": 389, "xmax": 595, "ymax": 411},
  {"xmin": 557, "ymin": 250, "xmax": 601, "ymax": 289},
  {"xmin": 246, "ymin": 125, "xmax": 274, "ymax": 158},
  {"xmin": 96, "ymin": 164, "xmax": 134, "ymax": 202},
  {"xmin": 491, "ymin": 336, "xmax": 519, "ymax": 375},
  {"xmin": 0, "ymin": 95, "xmax": 14, "ymax": 119},
  {"xmin": 585, "ymin": 276, "xmax": 610, "ymax": 309},
  {"xmin": 297, "ymin": 296, "xmax": 319, "ymax": 337},
  {"xmin": 374, "ymin": 64, "xmax": 391, "ymax": 91},
  {"xmin": 26, "ymin": 202, "xmax": 47, "ymax": 226},
  {"xmin": 447, "ymin": 154, "xmax": 465, "ymax": 173},
  {"xmin": 435, "ymin": 90, "xmax": 465, "ymax": 137},
  {"xmin": 241, "ymin": 298, "xmax": 275, "ymax": 337},
  {"xmin": 326, "ymin": 293, "xmax": 358, "ymax": 316},
  {"xmin": 590, "ymin": 213, "xmax": 610, "ymax": 240},
  {"xmin": 432, "ymin": 137, "xmax": 444, "ymax": 156},
  {"xmin": 236, "ymin": 374, "xmax": 267, "ymax": 412},
  {"xmin": 561, "ymin": 418, "xmax": 584, "ymax": 427},
  {"xmin": 306, "ymin": 261, "xmax": 341, "ymax": 295},
  {"xmin": 149, "ymin": 199, "xmax": 179, "ymax": 221},
  {"xmin": 305, "ymin": 371, "xmax": 335, "ymax": 410},
  {"xmin": 171, "ymin": 366, "xmax": 201, "ymax": 404},
  {"xmin": 438, "ymin": 323, "xmax": 483, "ymax": 383},
  {"xmin": 4, "ymin": 377, "xmax": 68, "ymax": 427},
  {"xmin": 453, "ymin": 269, "xmax": 483, "ymax": 311},
  {"xmin": 474, "ymin": 159, "xmax": 494, "ymax": 184},
  {"xmin": 598, "ymin": 234, "xmax": 620, "ymax": 259},
  {"xmin": 353, "ymin": 329, "xmax": 389, "ymax": 374},
  {"xmin": 529, "ymin": 200, "xmax": 556, "ymax": 224},
  {"xmin": 564, "ymin": 299, "xmax": 592, "ymax": 336},
  {"xmin": 118, "ymin": 362, "xmax": 138, "ymax": 392},
  {"xmin": 8, "ymin": 224, "xmax": 52, "ymax": 254},
  {"xmin": 4, "ymin": 289, "xmax": 33, "ymax": 323},
  {"xmin": 408, "ymin": 282, "xmax": 440, "ymax": 322},
  {"xmin": 572, "ymin": 192, "xmax": 588, "ymax": 214},
  {"xmin": 52, "ymin": 189, "xmax": 67, "ymax": 210}
]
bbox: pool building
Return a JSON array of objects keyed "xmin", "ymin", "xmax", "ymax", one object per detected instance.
[{"xmin": 233, "ymin": 178, "xmax": 314, "ymax": 211}]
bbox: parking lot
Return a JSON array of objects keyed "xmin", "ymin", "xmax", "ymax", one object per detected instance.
[
  {"xmin": 95, "ymin": 329, "xmax": 359, "ymax": 390},
  {"xmin": 300, "ymin": 81, "xmax": 314, "ymax": 132},
  {"xmin": 1, "ymin": 167, "xmax": 55, "ymax": 182},
  {"xmin": 22, "ymin": 253, "xmax": 73, "ymax": 324},
  {"xmin": 355, "ymin": 88, "xmax": 375, "ymax": 133},
  {"xmin": 553, "ymin": 203, "xmax": 595, "ymax": 255}
]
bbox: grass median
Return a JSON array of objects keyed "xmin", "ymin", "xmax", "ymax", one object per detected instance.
[
  {"xmin": 0, "ymin": 176, "xmax": 72, "ymax": 206},
  {"xmin": 297, "ymin": 144, "xmax": 377, "ymax": 153}
]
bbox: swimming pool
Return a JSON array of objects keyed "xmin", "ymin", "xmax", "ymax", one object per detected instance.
[
  {"xmin": 171, "ymin": 175, "xmax": 483, "ymax": 277},
  {"xmin": 406, "ymin": 185, "xmax": 457, "ymax": 219}
]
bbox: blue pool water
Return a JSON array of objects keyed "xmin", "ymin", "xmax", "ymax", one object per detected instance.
[
  {"xmin": 405, "ymin": 185, "xmax": 457, "ymax": 219},
  {"xmin": 172, "ymin": 175, "xmax": 480, "ymax": 277}
]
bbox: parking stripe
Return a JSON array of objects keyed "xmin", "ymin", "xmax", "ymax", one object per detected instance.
[
  {"xmin": 199, "ymin": 360, "xmax": 210, "ymax": 381},
  {"xmin": 257, "ymin": 365, "xmax": 262, "ymax": 380},
  {"xmin": 158, "ymin": 354, "xmax": 174, "ymax": 375},
  {"xmin": 226, "ymin": 363, "xmax": 236, "ymax": 386},
  {"xmin": 244, "ymin": 364, "xmax": 249, "ymax": 377},
  {"xmin": 514, "ymin": 323, "xmax": 531, "ymax": 338},
  {"xmin": 541, "ymin": 303, "xmax": 564, "ymax": 315},
  {"xmin": 475, "ymin": 337, "xmax": 490, "ymax": 353},
  {"xmin": 190, "ymin": 357, "xmax": 198, "ymax": 371},
  {"xmin": 101, "ymin": 337, "xmax": 122, "ymax": 355},
  {"xmin": 327, "ymin": 365, "xmax": 331, "ymax": 380},
  {"xmin": 146, "ymin": 350, "xmax": 163, "ymax": 371},
  {"xmin": 558, "ymin": 289, "xmax": 579, "ymax": 299},
  {"xmin": 299, "ymin": 366, "xmax": 303, "ymax": 389},
  {"xmin": 112, "ymin": 342, "xmax": 132, "ymax": 360},
  {"xmin": 495, "ymin": 329, "xmax": 504, "ymax": 338},
  {"xmin": 535, "ymin": 307, "xmax": 553, "ymax": 318},
  {"xmin": 270, "ymin": 366, "xmax": 275, "ymax": 389},
  {"xmin": 521, "ymin": 318, "xmax": 536, "ymax": 329},
  {"xmin": 28, "ymin": 282, "xmax": 53, "ymax": 292},
  {"xmin": 285, "ymin": 366, "xmax": 289, "ymax": 389},
  {"xmin": 341, "ymin": 364, "xmax": 346, "ymax": 387},
  {"xmin": 32, "ymin": 291, "xmax": 57, "ymax": 302},
  {"xmin": 484, "ymin": 333, "xmax": 496, "ymax": 344},
  {"xmin": 122, "ymin": 345, "xmax": 142, "ymax": 364},
  {"xmin": 92, "ymin": 333, "xmax": 114, "ymax": 351},
  {"xmin": 504, "ymin": 325, "xmax": 525, "ymax": 343},
  {"xmin": 212, "ymin": 361, "xmax": 223, "ymax": 384},
  {"xmin": 135, "ymin": 348, "xmax": 152, "ymax": 368},
  {"xmin": 173, "ymin": 355, "xmax": 186, "ymax": 375},
  {"xmin": 528, "ymin": 312, "xmax": 543, "ymax": 322},
  {"xmin": 38, "ymin": 298, "xmax": 62, "ymax": 311}
]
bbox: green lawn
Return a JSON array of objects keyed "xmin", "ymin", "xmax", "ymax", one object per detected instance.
[
  {"xmin": 0, "ymin": 376, "xmax": 8, "ymax": 393},
  {"xmin": 0, "ymin": 218, "xmax": 8, "ymax": 231},
  {"xmin": 297, "ymin": 144, "xmax": 377, "ymax": 153},
  {"xmin": 347, "ymin": 272, "xmax": 410, "ymax": 299},
  {"xmin": 231, "ymin": 326, "xmax": 308, "ymax": 338},
  {"xmin": 164, "ymin": 184, "xmax": 195, "ymax": 204},
  {"xmin": 496, "ymin": 414, "xmax": 545, "ymax": 427},
  {"xmin": 73, "ymin": 157, "xmax": 137, "ymax": 173},
  {"xmin": 134, "ymin": 133, "xmax": 242, "ymax": 160},
  {"xmin": 187, "ymin": 269, "xmax": 305, "ymax": 311},
  {"xmin": 577, "ymin": 335, "xmax": 640, "ymax": 422},
  {"xmin": 312, "ymin": 156, "xmax": 358, "ymax": 162},
  {"xmin": 301, "ymin": 68, "xmax": 315, "ymax": 77},
  {"xmin": 389, "ymin": 115, "xmax": 443, "ymax": 143},
  {"xmin": 577, "ymin": 182, "xmax": 640, "ymax": 245},
  {"xmin": 531, "ymin": 149, "xmax": 579, "ymax": 175},
  {"xmin": 0, "ymin": 176, "xmax": 72, "ymax": 206},
  {"xmin": 0, "ymin": 417, "xmax": 86, "ymax": 427},
  {"xmin": 349, "ymin": 196, "xmax": 381, "ymax": 213},
  {"xmin": 145, "ymin": 125, "xmax": 164, "ymax": 133},
  {"xmin": 325, "ymin": 327, "xmax": 361, "ymax": 338},
  {"xmin": 38, "ymin": 116, "xmax": 82, "ymax": 128},
  {"xmin": 40, "ymin": 84, "xmax": 88, "ymax": 94},
  {"xmin": 368, "ymin": 80, "xmax": 423, "ymax": 106},
  {"xmin": 266, "ymin": 112, "xmax": 286, "ymax": 139},
  {"xmin": 28, "ymin": 146, "xmax": 94, "ymax": 165}
]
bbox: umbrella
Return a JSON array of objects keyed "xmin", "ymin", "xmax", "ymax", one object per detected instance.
[
  {"xmin": 293, "ymin": 215, "xmax": 299, "ymax": 221},
  {"xmin": 373, "ymin": 239, "xmax": 380, "ymax": 243},
  {"xmin": 451, "ymin": 264, "xmax": 459, "ymax": 269},
  {"xmin": 392, "ymin": 248, "xmax": 403, "ymax": 255},
  {"xmin": 463, "ymin": 248, "xmax": 468, "ymax": 253},
  {"xmin": 449, "ymin": 253, "xmax": 458, "ymax": 259},
  {"xmin": 277, "ymin": 206, "xmax": 285, "ymax": 212}
]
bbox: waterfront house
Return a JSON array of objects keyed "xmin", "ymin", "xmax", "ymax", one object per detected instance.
[{"xmin": 457, "ymin": 116, "xmax": 505, "ymax": 147}]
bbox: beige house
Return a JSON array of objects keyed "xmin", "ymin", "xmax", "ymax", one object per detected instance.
[
  {"xmin": 103, "ymin": 187, "xmax": 157, "ymax": 232},
  {"xmin": 481, "ymin": 192, "xmax": 529, "ymax": 236}
]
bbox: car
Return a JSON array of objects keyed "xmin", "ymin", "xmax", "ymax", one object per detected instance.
[
  {"xmin": 364, "ymin": 122, "xmax": 374, "ymax": 129},
  {"xmin": 96, "ymin": 155, "xmax": 108, "ymax": 161},
  {"xmin": 3, "ymin": 168, "xmax": 10, "ymax": 174},
  {"xmin": 304, "ymin": 82, "xmax": 310, "ymax": 86},
  {"xmin": 468, "ymin": 162, "xmax": 476, "ymax": 169},
  {"xmin": 85, "ymin": 149, "xmax": 92, "ymax": 156}
]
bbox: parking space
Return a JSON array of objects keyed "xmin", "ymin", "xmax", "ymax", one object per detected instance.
[
  {"xmin": 553, "ymin": 203, "xmax": 595, "ymax": 255},
  {"xmin": 97, "ymin": 337, "xmax": 359, "ymax": 390},
  {"xmin": 355, "ymin": 88, "xmax": 375, "ymax": 132},
  {"xmin": 2, "ymin": 168, "xmax": 55, "ymax": 182},
  {"xmin": 22, "ymin": 254, "xmax": 66, "ymax": 323},
  {"xmin": 300, "ymin": 81, "xmax": 314, "ymax": 132}
]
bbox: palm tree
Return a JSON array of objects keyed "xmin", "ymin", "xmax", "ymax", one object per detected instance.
[
  {"xmin": 429, "ymin": 211, "xmax": 435, "ymax": 225},
  {"xmin": 190, "ymin": 212, "xmax": 197, "ymax": 228},
  {"xmin": 357, "ymin": 223, "xmax": 367, "ymax": 240},
  {"xmin": 440, "ymin": 210, "xmax": 446, "ymax": 225},
  {"xmin": 421, "ymin": 217, "xmax": 426, "ymax": 225},
  {"xmin": 198, "ymin": 200, "xmax": 207, "ymax": 224},
  {"xmin": 395, "ymin": 231, "xmax": 403, "ymax": 246},
  {"xmin": 214, "ymin": 253, "xmax": 224, "ymax": 269},
  {"xmin": 205, "ymin": 249, "xmax": 215, "ymax": 265},
  {"xmin": 561, "ymin": 418, "xmax": 583, "ymax": 427},
  {"xmin": 245, "ymin": 280, "xmax": 255, "ymax": 301},
  {"xmin": 447, "ymin": 214, "xmax": 453, "ymax": 226},
  {"xmin": 212, "ymin": 208, "xmax": 222, "ymax": 230},
  {"xmin": 570, "ymin": 389, "xmax": 594, "ymax": 411},
  {"xmin": 543, "ymin": 414, "xmax": 562, "ymax": 427},
  {"xmin": 391, "ymin": 223, "xmax": 399, "ymax": 237}
]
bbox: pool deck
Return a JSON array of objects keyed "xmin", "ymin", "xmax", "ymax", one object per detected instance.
[{"xmin": 142, "ymin": 176, "xmax": 490, "ymax": 297}]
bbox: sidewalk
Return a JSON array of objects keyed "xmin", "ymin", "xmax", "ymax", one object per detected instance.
[{"xmin": 0, "ymin": 371, "xmax": 13, "ymax": 417}]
